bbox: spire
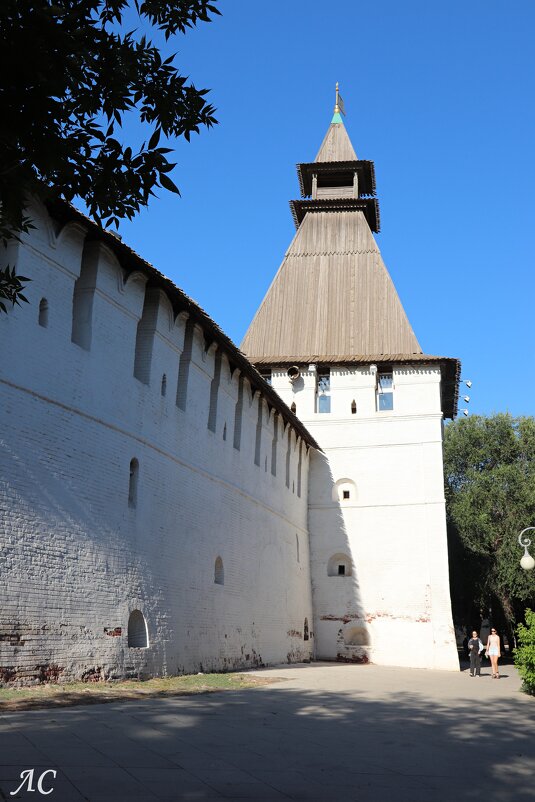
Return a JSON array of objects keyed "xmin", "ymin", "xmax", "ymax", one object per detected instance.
[
  {"xmin": 315, "ymin": 83, "xmax": 357, "ymax": 162},
  {"xmin": 332, "ymin": 81, "xmax": 344, "ymax": 123}
]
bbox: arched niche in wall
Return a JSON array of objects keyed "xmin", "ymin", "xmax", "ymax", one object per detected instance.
[
  {"xmin": 332, "ymin": 478, "xmax": 357, "ymax": 504},
  {"xmin": 128, "ymin": 609, "xmax": 149, "ymax": 648},
  {"xmin": 95, "ymin": 241, "xmax": 128, "ymax": 295},
  {"xmin": 327, "ymin": 552, "xmax": 353, "ymax": 577},
  {"xmin": 24, "ymin": 197, "xmax": 57, "ymax": 248},
  {"xmin": 343, "ymin": 626, "xmax": 370, "ymax": 646}
]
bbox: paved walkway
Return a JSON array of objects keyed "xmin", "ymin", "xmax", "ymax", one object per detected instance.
[{"xmin": 1, "ymin": 662, "xmax": 533, "ymax": 801}]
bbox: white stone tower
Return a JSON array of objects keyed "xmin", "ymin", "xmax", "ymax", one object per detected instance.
[{"xmin": 241, "ymin": 92, "xmax": 460, "ymax": 670}]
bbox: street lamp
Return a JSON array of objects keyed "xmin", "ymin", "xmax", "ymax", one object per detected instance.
[{"xmin": 519, "ymin": 527, "xmax": 535, "ymax": 571}]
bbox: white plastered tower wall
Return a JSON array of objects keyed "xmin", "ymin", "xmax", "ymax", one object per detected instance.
[
  {"xmin": 241, "ymin": 108, "xmax": 460, "ymax": 671},
  {"xmin": 270, "ymin": 365, "xmax": 459, "ymax": 670}
]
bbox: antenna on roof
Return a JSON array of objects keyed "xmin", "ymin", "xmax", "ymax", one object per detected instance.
[{"xmin": 334, "ymin": 82, "xmax": 346, "ymax": 116}]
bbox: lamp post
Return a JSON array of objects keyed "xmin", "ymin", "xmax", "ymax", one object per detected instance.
[{"xmin": 519, "ymin": 527, "xmax": 535, "ymax": 571}]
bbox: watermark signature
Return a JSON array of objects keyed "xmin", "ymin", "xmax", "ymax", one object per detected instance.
[{"xmin": 10, "ymin": 769, "xmax": 56, "ymax": 796}]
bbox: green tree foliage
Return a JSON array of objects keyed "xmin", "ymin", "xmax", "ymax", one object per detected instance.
[
  {"xmin": 444, "ymin": 414, "xmax": 535, "ymax": 633},
  {"xmin": 0, "ymin": 0, "xmax": 219, "ymax": 308},
  {"xmin": 515, "ymin": 608, "xmax": 535, "ymax": 695},
  {"xmin": 0, "ymin": 266, "xmax": 30, "ymax": 313}
]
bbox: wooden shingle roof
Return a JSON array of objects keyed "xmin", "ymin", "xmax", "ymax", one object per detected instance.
[
  {"xmin": 315, "ymin": 118, "xmax": 357, "ymax": 162},
  {"xmin": 241, "ymin": 210, "xmax": 421, "ymax": 359}
]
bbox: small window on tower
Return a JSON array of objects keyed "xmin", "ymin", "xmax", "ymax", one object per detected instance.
[
  {"xmin": 343, "ymin": 490, "xmax": 350, "ymax": 500},
  {"xmin": 338, "ymin": 564, "xmax": 346, "ymax": 576},
  {"xmin": 317, "ymin": 370, "xmax": 331, "ymax": 413},
  {"xmin": 377, "ymin": 373, "xmax": 394, "ymax": 411},
  {"xmin": 351, "ymin": 400, "xmax": 357, "ymax": 414}
]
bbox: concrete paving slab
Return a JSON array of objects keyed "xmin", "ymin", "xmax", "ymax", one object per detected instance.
[{"xmin": 0, "ymin": 662, "xmax": 533, "ymax": 801}]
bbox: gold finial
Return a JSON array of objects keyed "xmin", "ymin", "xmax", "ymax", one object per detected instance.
[{"xmin": 334, "ymin": 82, "xmax": 345, "ymax": 116}]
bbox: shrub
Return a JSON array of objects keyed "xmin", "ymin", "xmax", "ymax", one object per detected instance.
[{"xmin": 514, "ymin": 609, "xmax": 535, "ymax": 695}]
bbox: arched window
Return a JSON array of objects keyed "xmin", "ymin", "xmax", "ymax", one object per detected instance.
[
  {"xmin": 38, "ymin": 298, "xmax": 49, "ymax": 328},
  {"xmin": 327, "ymin": 553, "xmax": 353, "ymax": 577},
  {"xmin": 303, "ymin": 618, "xmax": 309, "ymax": 641},
  {"xmin": 128, "ymin": 610, "xmax": 148, "ymax": 648},
  {"xmin": 291, "ymin": 402, "xmax": 297, "ymax": 414},
  {"xmin": 351, "ymin": 400, "xmax": 357, "ymax": 414},
  {"xmin": 128, "ymin": 458, "xmax": 139, "ymax": 508},
  {"xmin": 214, "ymin": 556, "xmax": 224, "ymax": 585},
  {"xmin": 332, "ymin": 478, "xmax": 357, "ymax": 504},
  {"xmin": 161, "ymin": 374, "xmax": 167, "ymax": 396}
]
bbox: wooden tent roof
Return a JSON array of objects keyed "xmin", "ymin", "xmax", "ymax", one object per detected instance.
[
  {"xmin": 241, "ymin": 112, "xmax": 461, "ymax": 418},
  {"xmin": 241, "ymin": 210, "xmax": 421, "ymax": 359},
  {"xmin": 315, "ymin": 118, "xmax": 358, "ymax": 162}
]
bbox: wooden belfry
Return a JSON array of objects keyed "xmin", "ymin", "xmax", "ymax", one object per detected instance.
[{"xmin": 241, "ymin": 84, "xmax": 422, "ymax": 361}]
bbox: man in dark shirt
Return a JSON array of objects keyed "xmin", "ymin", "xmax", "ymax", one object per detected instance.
[{"xmin": 468, "ymin": 630, "xmax": 484, "ymax": 676}]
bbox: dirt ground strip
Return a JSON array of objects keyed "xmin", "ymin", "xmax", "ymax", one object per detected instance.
[{"xmin": 0, "ymin": 672, "xmax": 281, "ymax": 711}]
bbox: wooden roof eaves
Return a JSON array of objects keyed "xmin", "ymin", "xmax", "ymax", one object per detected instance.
[
  {"xmin": 289, "ymin": 198, "xmax": 381, "ymax": 233},
  {"xmin": 296, "ymin": 160, "xmax": 377, "ymax": 198},
  {"xmin": 44, "ymin": 198, "xmax": 320, "ymax": 451}
]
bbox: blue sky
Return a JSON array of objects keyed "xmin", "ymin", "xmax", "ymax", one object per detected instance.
[{"xmin": 113, "ymin": 1, "xmax": 535, "ymax": 417}]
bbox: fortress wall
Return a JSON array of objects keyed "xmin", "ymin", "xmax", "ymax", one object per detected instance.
[{"xmin": 0, "ymin": 203, "xmax": 313, "ymax": 683}]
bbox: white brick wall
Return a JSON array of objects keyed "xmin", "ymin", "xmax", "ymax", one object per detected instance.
[{"xmin": 0, "ymin": 202, "xmax": 313, "ymax": 683}]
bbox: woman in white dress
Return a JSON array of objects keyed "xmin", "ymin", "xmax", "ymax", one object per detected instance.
[{"xmin": 486, "ymin": 628, "xmax": 501, "ymax": 678}]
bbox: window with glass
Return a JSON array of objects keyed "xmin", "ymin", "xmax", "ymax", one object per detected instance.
[
  {"xmin": 377, "ymin": 372, "xmax": 394, "ymax": 411},
  {"xmin": 317, "ymin": 370, "xmax": 331, "ymax": 413}
]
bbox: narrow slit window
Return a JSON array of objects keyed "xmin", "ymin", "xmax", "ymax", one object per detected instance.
[
  {"xmin": 38, "ymin": 298, "xmax": 49, "ymax": 328},
  {"xmin": 214, "ymin": 556, "xmax": 224, "ymax": 585},
  {"xmin": 161, "ymin": 374, "xmax": 167, "ymax": 397},
  {"xmin": 128, "ymin": 458, "xmax": 139, "ymax": 508},
  {"xmin": 351, "ymin": 400, "xmax": 357, "ymax": 414},
  {"xmin": 291, "ymin": 402, "xmax": 297, "ymax": 414}
]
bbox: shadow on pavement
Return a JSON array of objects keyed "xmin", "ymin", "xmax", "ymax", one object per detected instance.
[{"xmin": 2, "ymin": 669, "xmax": 532, "ymax": 802}]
